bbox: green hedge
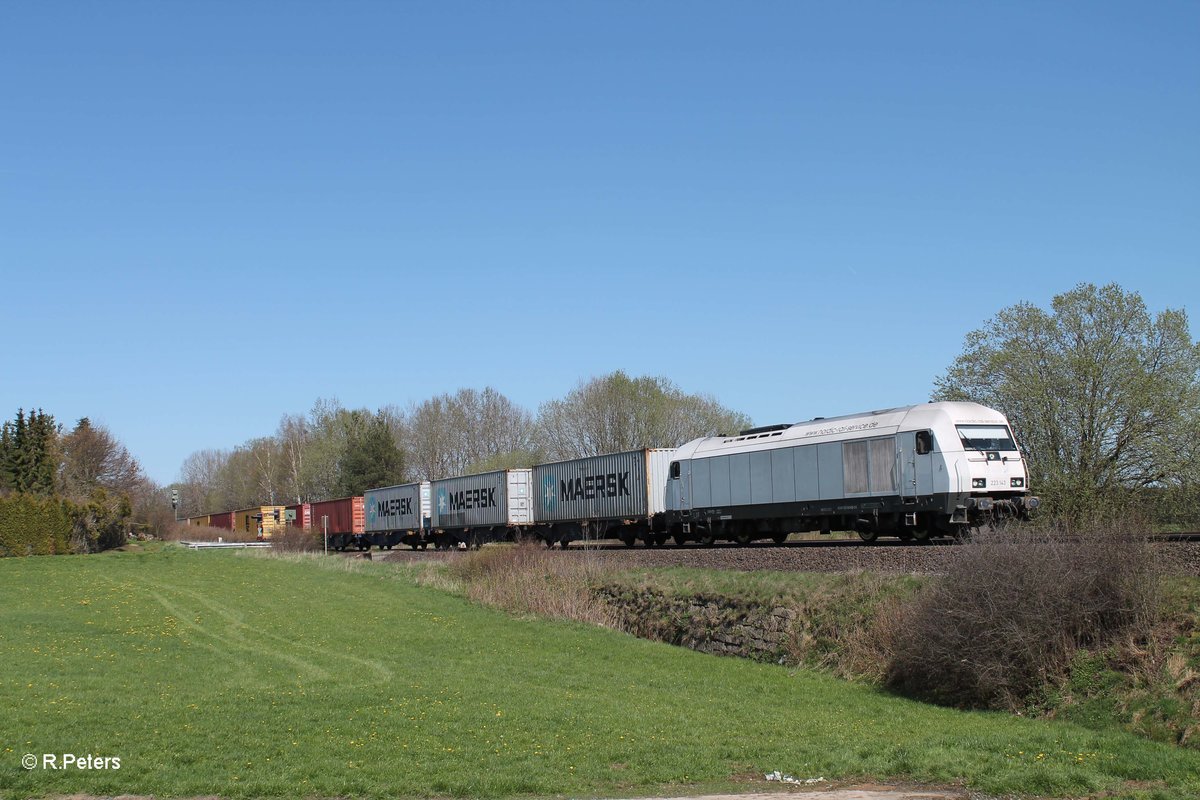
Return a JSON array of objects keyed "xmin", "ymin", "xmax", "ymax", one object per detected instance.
[{"xmin": 0, "ymin": 493, "xmax": 75, "ymax": 556}]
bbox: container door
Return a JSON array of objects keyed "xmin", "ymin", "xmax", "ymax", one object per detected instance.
[{"xmin": 508, "ymin": 470, "xmax": 531, "ymax": 524}]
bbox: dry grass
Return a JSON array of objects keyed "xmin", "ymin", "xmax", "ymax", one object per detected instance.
[
  {"xmin": 426, "ymin": 543, "xmax": 623, "ymax": 629},
  {"xmin": 269, "ymin": 525, "xmax": 322, "ymax": 552},
  {"xmin": 163, "ymin": 522, "xmax": 259, "ymax": 542},
  {"xmin": 877, "ymin": 521, "xmax": 1163, "ymax": 710}
]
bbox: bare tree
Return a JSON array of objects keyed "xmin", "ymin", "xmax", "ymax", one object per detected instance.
[
  {"xmin": 537, "ymin": 371, "xmax": 752, "ymax": 460},
  {"xmin": 403, "ymin": 387, "xmax": 539, "ymax": 479},
  {"xmin": 276, "ymin": 412, "xmax": 310, "ymax": 503},
  {"xmin": 60, "ymin": 418, "xmax": 144, "ymax": 498},
  {"xmin": 178, "ymin": 448, "xmax": 230, "ymax": 515}
]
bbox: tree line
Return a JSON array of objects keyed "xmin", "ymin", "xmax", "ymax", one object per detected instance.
[
  {"xmin": 177, "ymin": 285, "xmax": 1200, "ymax": 529},
  {"xmin": 176, "ymin": 371, "xmax": 751, "ymax": 517},
  {"xmin": 6, "ymin": 283, "xmax": 1195, "ymax": 547},
  {"xmin": 0, "ymin": 410, "xmax": 170, "ymax": 555}
]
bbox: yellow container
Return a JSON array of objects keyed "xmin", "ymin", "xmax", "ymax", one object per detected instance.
[{"xmin": 232, "ymin": 506, "xmax": 288, "ymax": 539}]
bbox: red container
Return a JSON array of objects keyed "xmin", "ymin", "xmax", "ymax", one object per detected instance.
[
  {"xmin": 286, "ymin": 503, "xmax": 312, "ymax": 529},
  {"xmin": 309, "ymin": 496, "xmax": 365, "ymax": 535},
  {"xmin": 208, "ymin": 511, "xmax": 234, "ymax": 530}
]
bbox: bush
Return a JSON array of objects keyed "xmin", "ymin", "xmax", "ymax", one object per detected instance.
[
  {"xmin": 0, "ymin": 492, "xmax": 74, "ymax": 556},
  {"xmin": 878, "ymin": 522, "xmax": 1162, "ymax": 710}
]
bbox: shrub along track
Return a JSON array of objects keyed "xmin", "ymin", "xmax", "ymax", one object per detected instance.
[{"xmin": 380, "ymin": 538, "xmax": 1200, "ymax": 576}]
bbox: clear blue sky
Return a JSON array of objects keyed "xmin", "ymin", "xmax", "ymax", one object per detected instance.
[{"xmin": 3, "ymin": 1, "xmax": 1197, "ymax": 485}]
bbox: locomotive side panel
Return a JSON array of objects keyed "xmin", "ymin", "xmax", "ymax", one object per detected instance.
[
  {"xmin": 771, "ymin": 448, "xmax": 795, "ymax": 502},
  {"xmin": 815, "ymin": 443, "xmax": 841, "ymax": 501}
]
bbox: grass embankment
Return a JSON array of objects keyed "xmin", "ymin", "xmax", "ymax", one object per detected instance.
[
  {"xmin": 2, "ymin": 547, "xmax": 1199, "ymax": 799},
  {"xmin": 599, "ymin": 566, "xmax": 1200, "ymax": 745},
  {"xmin": 1038, "ymin": 577, "xmax": 1200, "ymax": 747}
]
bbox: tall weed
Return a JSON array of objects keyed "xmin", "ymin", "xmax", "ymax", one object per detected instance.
[{"xmin": 446, "ymin": 543, "xmax": 620, "ymax": 628}]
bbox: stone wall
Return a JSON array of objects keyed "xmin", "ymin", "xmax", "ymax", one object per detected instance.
[{"xmin": 597, "ymin": 586, "xmax": 799, "ymax": 664}]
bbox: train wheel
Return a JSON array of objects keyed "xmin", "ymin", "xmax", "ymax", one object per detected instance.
[
  {"xmin": 673, "ymin": 534, "xmax": 687, "ymax": 547},
  {"xmin": 857, "ymin": 528, "xmax": 878, "ymax": 543},
  {"xmin": 772, "ymin": 533, "xmax": 788, "ymax": 545},
  {"xmin": 700, "ymin": 533, "xmax": 716, "ymax": 547},
  {"xmin": 734, "ymin": 533, "xmax": 751, "ymax": 546},
  {"xmin": 620, "ymin": 534, "xmax": 636, "ymax": 548}
]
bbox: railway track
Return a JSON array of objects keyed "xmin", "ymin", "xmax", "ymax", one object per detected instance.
[
  {"xmin": 495, "ymin": 531, "xmax": 1200, "ymax": 552},
  {"xmin": 373, "ymin": 532, "xmax": 1200, "ymax": 577}
]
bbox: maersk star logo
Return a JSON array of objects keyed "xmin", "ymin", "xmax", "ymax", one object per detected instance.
[
  {"xmin": 367, "ymin": 500, "xmax": 377, "ymax": 524},
  {"xmin": 542, "ymin": 475, "xmax": 557, "ymax": 510},
  {"xmin": 437, "ymin": 489, "xmax": 448, "ymax": 514}
]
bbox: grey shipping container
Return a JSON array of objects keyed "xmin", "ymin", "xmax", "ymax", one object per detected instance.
[
  {"xmin": 534, "ymin": 449, "xmax": 673, "ymax": 523},
  {"xmin": 431, "ymin": 469, "xmax": 532, "ymax": 530},
  {"xmin": 364, "ymin": 482, "xmax": 431, "ymax": 533}
]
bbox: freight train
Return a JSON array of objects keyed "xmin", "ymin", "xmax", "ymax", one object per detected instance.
[{"xmin": 185, "ymin": 401, "xmax": 1038, "ymax": 548}]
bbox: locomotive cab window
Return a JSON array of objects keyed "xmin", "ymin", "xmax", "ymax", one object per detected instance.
[
  {"xmin": 915, "ymin": 430, "xmax": 933, "ymax": 455},
  {"xmin": 956, "ymin": 425, "xmax": 1016, "ymax": 452},
  {"xmin": 670, "ymin": 462, "xmax": 681, "ymax": 479}
]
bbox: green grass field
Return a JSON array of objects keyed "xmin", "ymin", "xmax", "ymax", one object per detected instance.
[{"xmin": 2, "ymin": 546, "xmax": 1199, "ymax": 799}]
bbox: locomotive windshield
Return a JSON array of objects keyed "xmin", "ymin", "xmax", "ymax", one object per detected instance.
[{"xmin": 956, "ymin": 425, "xmax": 1017, "ymax": 452}]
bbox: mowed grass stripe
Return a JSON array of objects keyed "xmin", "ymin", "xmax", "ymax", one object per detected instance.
[{"xmin": 0, "ymin": 546, "xmax": 1196, "ymax": 799}]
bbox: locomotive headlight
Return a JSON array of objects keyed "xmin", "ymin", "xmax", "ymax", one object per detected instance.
[
  {"xmin": 972, "ymin": 478, "xmax": 986, "ymax": 488},
  {"xmin": 1011, "ymin": 477, "xmax": 1025, "ymax": 488}
]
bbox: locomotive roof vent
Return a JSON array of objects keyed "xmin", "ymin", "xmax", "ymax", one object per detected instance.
[
  {"xmin": 724, "ymin": 424, "xmax": 790, "ymax": 443},
  {"xmin": 738, "ymin": 424, "xmax": 792, "ymax": 436}
]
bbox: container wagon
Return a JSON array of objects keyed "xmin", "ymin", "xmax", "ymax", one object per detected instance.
[
  {"xmin": 305, "ymin": 496, "xmax": 367, "ymax": 550},
  {"xmin": 532, "ymin": 449, "xmax": 674, "ymax": 547},
  {"xmin": 429, "ymin": 469, "xmax": 533, "ymax": 549},
  {"xmin": 364, "ymin": 482, "xmax": 431, "ymax": 550}
]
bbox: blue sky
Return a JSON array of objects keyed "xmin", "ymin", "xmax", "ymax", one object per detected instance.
[{"xmin": 3, "ymin": 1, "xmax": 1197, "ymax": 485}]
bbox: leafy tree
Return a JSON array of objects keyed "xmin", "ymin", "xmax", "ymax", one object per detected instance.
[
  {"xmin": 335, "ymin": 410, "xmax": 406, "ymax": 496},
  {"xmin": 537, "ymin": 371, "xmax": 752, "ymax": 460},
  {"xmin": 935, "ymin": 283, "xmax": 1200, "ymax": 523}
]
